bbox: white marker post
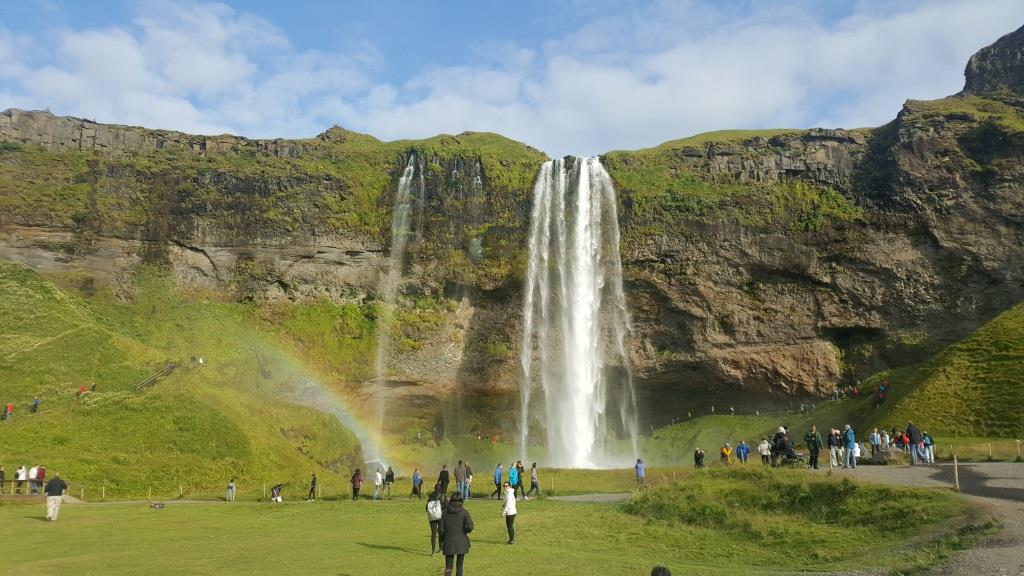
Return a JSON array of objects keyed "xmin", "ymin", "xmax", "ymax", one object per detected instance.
[{"xmin": 953, "ymin": 455, "xmax": 960, "ymax": 492}]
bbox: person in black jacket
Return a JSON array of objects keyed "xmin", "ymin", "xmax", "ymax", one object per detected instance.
[
  {"xmin": 425, "ymin": 483, "xmax": 444, "ymax": 555},
  {"xmin": 307, "ymin": 473, "xmax": 317, "ymax": 501},
  {"xmin": 906, "ymin": 421, "xmax": 924, "ymax": 465},
  {"xmin": 44, "ymin": 472, "xmax": 68, "ymax": 521},
  {"xmin": 437, "ymin": 464, "xmax": 450, "ymax": 503},
  {"xmin": 804, "ymin": 425, "xmax": 823, "ymax": 470},
  {"xmin": 439, "ymin": 492, "xmax": 474, "ymax": 576}
]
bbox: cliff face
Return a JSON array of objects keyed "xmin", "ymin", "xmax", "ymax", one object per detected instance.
[{"xmin": 2, "ymin": 27, "xmax": 1023, "ymax": 431}]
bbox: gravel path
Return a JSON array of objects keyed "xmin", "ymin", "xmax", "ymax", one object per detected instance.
[
  {"xmin": 546, "ymin": 492, "xmax": 631, "ymax": 504},
  {"xmin": 844, "ymin": 463, "xmax": 1024, "ymax": 576}
]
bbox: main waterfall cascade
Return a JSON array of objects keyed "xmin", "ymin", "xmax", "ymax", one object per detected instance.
[
  {"xmin": 374, "ymin": 154, "xmax": 425, "ymax": 432},
  {"xmin": 519, "ymin": 156, "xmax": 639, "ymax": 468}
]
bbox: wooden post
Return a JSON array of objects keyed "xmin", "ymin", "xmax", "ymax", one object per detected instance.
[
  {"xmin": 1017, "ymin": 440, "xmax": 1022, "ymax": 460},
  {"xmin": 988, "ymin": 442, "xmax": 993, "ymax": 460},
  {"xmin": 148, "ymin": 486, "xmax": 152, "ymax": 501},
  {"xmin": 551, "ymin": 474, "xmax": 555, "ymax": 495},
  {"xmin": 953, "ymin": 455, "xmax": 960, "ymax": 492},
  {"xmin": 263, "ymin": 484, "xmax": 267, "ymax": 501},
  {"xmin": 101, "ymin": 485, "xmax": 106, "ymax": 501},
  {"xmin": 179, "ymin": 484, "xmax": 183, "ymax": 498},
  {"xmin": 80, "ymin": 487, "xmax": 84, "ymax": 501}
]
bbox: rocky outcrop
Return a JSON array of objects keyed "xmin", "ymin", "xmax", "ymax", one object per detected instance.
[
  {"xmin": 964, "ymin": 24, "xmax": 1024, "ymax": 98},
  {"xmin": 0, "ymin": 108, "xmax": 309, "ymax": 157}
]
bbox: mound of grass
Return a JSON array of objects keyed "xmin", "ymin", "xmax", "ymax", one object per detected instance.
[
  {"xmin": 0, "ymin": 262, "xmax": 364, "ymax": 497},
  {"xmin": 625, "ymin": 467, "xmax": 976, "ymax": 570},
  {"xmin": 641, "ymin": 415, "xmax": 778, "ymax": 465}
]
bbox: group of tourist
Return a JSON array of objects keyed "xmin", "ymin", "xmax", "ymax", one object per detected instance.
[
  {"xmin": 0, "ymin": 463, "xmax": 68, "ymax": 520},
  {"xmin": 0, "ymin": 397, "xmax": 41, "ymax": 421}
]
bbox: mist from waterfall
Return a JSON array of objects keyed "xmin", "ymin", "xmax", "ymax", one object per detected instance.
[
  {"xmin": 374, "ymin": 154, "xmax": 424, "ymax": 433},
  {"xmin": 519, "ymin": 156, "xmax": 639, "ymax": 468}
]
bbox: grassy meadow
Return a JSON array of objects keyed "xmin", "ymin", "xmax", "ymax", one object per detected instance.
[{"xmin": 0, "ymin": 468, "xmax": 986, "ymax": 576}]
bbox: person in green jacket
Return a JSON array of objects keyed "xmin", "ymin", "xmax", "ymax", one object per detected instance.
[{"xmin": 804, "ymin": 424, "xmax": 823, "ymax": 470}]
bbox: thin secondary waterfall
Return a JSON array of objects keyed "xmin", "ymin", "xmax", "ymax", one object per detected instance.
[
  {"xmin": 519, "ymin": 156, "xmax": 639, "ymax": 468},
  {"xmin": 374, "ymin": 154, "xmax": 424, "ymax": 432}
]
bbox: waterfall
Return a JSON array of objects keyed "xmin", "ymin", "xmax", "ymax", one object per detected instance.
[
  {"xmin": 374, "ymin": 154, "xmax": 424, "ymax": 431},
  {"xmin": 519, "ymin": 156, "xmax": 639, "ymax": 468}
]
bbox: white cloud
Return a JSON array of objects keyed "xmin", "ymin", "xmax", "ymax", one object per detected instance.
[{"xmin": 1, "ymin": 0, "xmax": 1023, "ymax": 155}]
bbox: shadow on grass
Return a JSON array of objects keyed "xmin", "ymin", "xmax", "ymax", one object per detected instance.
[
  {"xmin": 24, "ymin": 516, "xmax": 48, "ymax": 522},
  {"xmin": 355, "ymin": 542, "xmax": 429, "ymax": 556}
]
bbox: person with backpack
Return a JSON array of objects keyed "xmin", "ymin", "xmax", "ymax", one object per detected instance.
[
  {"xmin": 410, "ymin": 468, "xmax": 423, "ymax": 499},
  {"xmin": 804, "ymin": 425, "xmax": 823, "ymax": 470},
  {"xmin": 502, "ymin": 480, "xmax": 517, "ymax": 544},
  {"xmin": 439, "ymin": 492, "xmax": 474, "ymax": 576},
  {"xmin": 490, "ymin": 463, "xmax": 503, "ymax": 498},
  {"xmin": 350, "ymin": 468, "xmax": 363, "ymax": 501},
  {"xmin": 923, "ymin": 431, "xmax": 935, "ymax": 463},
  {"xmin": 426, "ymin": 483, "xmax": 444, "ymax": 555}
]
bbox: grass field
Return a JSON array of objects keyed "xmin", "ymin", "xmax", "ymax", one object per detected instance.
[{"xmin": 0, "ymin": 468, "xmax": 983, "ymax": 576}]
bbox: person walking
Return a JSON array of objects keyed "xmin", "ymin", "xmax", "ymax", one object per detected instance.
[
  {"xmin": 373, "ymin": 467, "xmax": 384, "ymax": 500},
  {"xmin": 0, "ymin": 466, "xmax": 5, "ymax": 495},
  {"xmin": 843, "ymin": 424, "xmax": 857, "ymax": 469},
  {"xmin": 439, "ymin": 492, "xmax": 474, "ymax": 576},
  {"xmin": 635, "ymin": 458, "xmax": 646, "ymax": 486},
  {"xmin": 804, "ymin": 425, "xmax": 823, "ymax": 470},
  {"xmin": 508, "ymin": 462, "xmax": 519, "ymax": 500},
  {"xmin": 693, "ymin": 448, "xmax": 705, "ymax": 468},
  {"xmin": 307, "ymin": 473, "xmax": 318, "ymax": 501},
  {"xmin": 426, "ymin": 483, "xmax": 444, "ymax": 555},
  {"xmin": 515, "ymin": 461, "xmax": 526, "ymax": 499},
  {"xmin": 15, "ymin": 465, "xmax": 26, "ymax": 494},
  {"xmin": 502, "ymin": 480, "xmax": 517, "ymax": 544},
  {"xmin": 827, "ymin": 429, "xmax": 843, "ymax": 469},
  {"xmin": 44, "ymin": 472, "xmax": 67, "ymax": 521},
  {"xmin": 31, "ymin": 397, "xmax": 40, "ymax": 414},
  {"xmin": 490, "ymin": 463, "xmax": 503, "ymax": 498},
  {"xmin": 758, "ymin": 438, "xmax": 771, "ymax": 465},
  {"xmin": 454, "ymin": 460, "xmax": 466, "ymax": 502},
  {"xmin": 36, "ymin": 465, "xmax": 46, "ymax": 492},
  {"xmin": 384, "ymin": 466, "xmax": 395, "ymax": 499},
  {"xmin": 463, "ymin": 461, "xmax": 473, "ymax": 500},
  {"xmin": 869, "ymin": 428, "xmax": 882, "ymax": 458},
  {"xmin": 437, "ymin": 464, "xmax": 451, "ymax": 503},
  {"xmin": 525, "ymin": 462, "xmax": 540, "ymax": 498},
  {"xmin": 410, "ymin": 468, "xmax": 423, "ymax": 499},
  {"xmin": 350, "ymin": 468, "xmax": 363, "ymax": 501},
  {"xmin": 226, "ymin": 478, "xmax": 236, "ymax": 502}
]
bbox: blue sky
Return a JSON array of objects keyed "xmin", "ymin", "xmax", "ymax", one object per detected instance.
[{"xmin": 1, "ymin": 0, "xmax": 1023, "ymax": 156}]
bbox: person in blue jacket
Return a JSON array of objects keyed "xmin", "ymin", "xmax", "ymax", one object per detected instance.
[
  {"xmin": 843, "ymin": 424, "xmax": 857, "ymax": 469},
  {"xmin": 635, "ymin": 458, "xmax": 646, "ymax": 486},
  {"xmin": 491, "ymin": 463, "xmax": 503, "ymax": 498},
  {"xmin": 508, "ymin": 462, "xmax": 519, "ymax": 500}
]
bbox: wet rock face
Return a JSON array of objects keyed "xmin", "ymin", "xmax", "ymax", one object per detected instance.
[{"xmin": 964, "ymin": 25, "xmax": 1024, "ymax": 97}]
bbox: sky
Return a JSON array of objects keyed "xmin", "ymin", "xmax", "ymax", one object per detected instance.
[{"xmin": 1, "ymin": 0, "xmax": 1022, "ymax": 157}]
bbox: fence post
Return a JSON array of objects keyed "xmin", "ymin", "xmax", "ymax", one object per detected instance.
[
  {"xmin": 263, "ymin": 484, "xmax": 267, "ymax": 501},
  {"xmin": 179, "ymin": 484, "xmax": 183, "ymax": 498},
  {"xmin": 953, "ymin": 455, "xmax": 960, "ymax": 492},
  {"xmin": 101, "ymin": 485, "xmax": 106, "ymax": 501},
  {"xmin": 148, "ymin": 486, "xmax": 152, "ymax": 502},
  {"xmin": 80, "ymin": 487, "xmax": 84, "ymax": 501},
  {"xmin": 988, "ymin": 442, "xmax": 993, "ymax": 460},
  {"xmin": 1017, "ymin": 440, "xmax": 1022, "ymax": 460}
]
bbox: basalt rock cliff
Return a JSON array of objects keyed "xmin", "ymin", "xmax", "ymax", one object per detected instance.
[{"xmin": 2, "ymin": 26, "xmax": 1023, "ymax": 431}]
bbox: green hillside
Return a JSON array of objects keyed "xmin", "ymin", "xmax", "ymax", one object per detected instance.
[{"xmin": 0, "ymin": 262, "xmax": 364, "ymax": 497}]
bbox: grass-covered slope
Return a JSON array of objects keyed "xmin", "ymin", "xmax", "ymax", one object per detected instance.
[{"xmin": 0, "ymin": 262, "xmax": 364, "ymax": 496}]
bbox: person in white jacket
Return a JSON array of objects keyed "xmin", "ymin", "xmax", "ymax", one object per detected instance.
[
  {"xmin": 374, "ymin": 467, "xmax": 383, "ymax": 500},
  {"xmin": 502, "ymin": 481, "xmax": 517, "ymax": 544}
]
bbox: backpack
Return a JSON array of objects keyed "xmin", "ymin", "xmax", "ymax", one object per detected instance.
[{"xmin": 427, "ymin": 499, "xmax": 443, "ymax": 521}]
